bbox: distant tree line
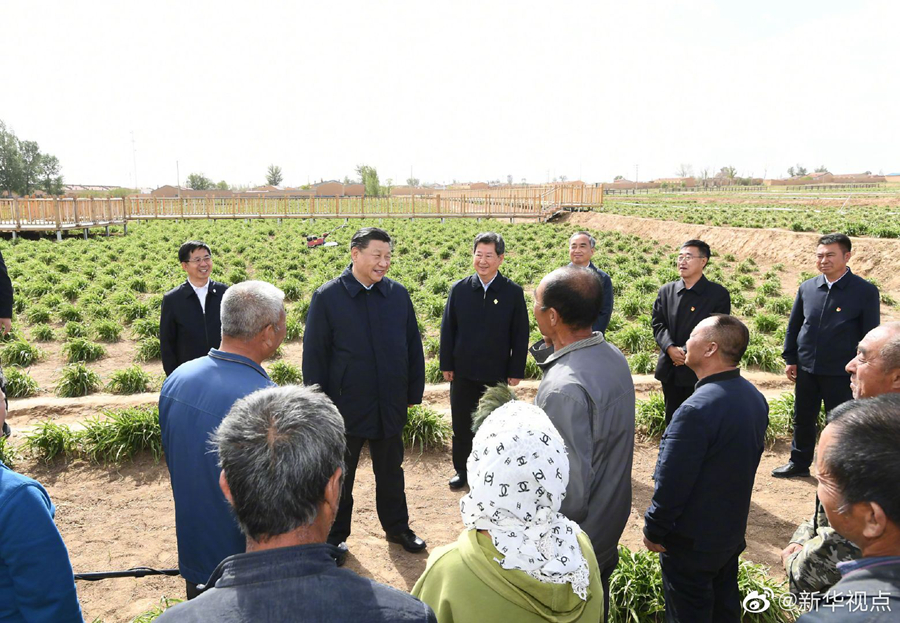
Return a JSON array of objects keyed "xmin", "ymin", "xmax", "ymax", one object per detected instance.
[{"xmin": 0, "ymin": 120, "xmax": 64, "ymax": 196}]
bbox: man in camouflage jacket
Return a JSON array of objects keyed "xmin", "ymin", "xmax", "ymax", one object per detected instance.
[
  {"xmin": 782, "ymin": 322, "xmax": 900, "ymax": 595},
  {"xmin": 783, "ymin": 496, "xmax": 861, "ymax": 594}
]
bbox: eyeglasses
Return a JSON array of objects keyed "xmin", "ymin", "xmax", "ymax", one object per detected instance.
[
  {"xmin": 186, "ymin": 255, "xmax": 212, "ymax": 264},
  {"xmin": 677, "ymin": 254, "xmax": 699, "ymax": 262}
]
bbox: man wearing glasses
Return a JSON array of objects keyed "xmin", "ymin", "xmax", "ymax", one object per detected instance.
[
  {"xmin": 160, "ymin": 240, "xmax": 228, "ymax": 376},
  {"xmin": 651, "ymin": 239, "xmax": 731, "ymax": 425}
]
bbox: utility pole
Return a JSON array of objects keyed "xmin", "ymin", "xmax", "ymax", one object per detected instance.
[
  {"xmin": 635, "ymin": 164, "xmax": 639, "ymax": 191},
  {"xmin": 131, "ymin": 131, "xmax": 138, "ymax": 191},
  {"xmin": 176, "ymin": 161, "xmax": 181, "ymax": 197}
]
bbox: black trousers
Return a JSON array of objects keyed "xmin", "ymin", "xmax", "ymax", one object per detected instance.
[
  {"xmin": 598, "ymin": 551, "xmax": 619, "ymax": 623},
  {"xmin": 791, "ymin": 369, "xmax": 852, "ymax": 469},
  {"xmin": 185, "ymin": 580, "xmax": 203, "ymax": 600},
  {"xmin": 661, "ymin": 382, "xmax": 694, "ymax": 426},
  {"xmin": 660, "ymin": 546, "xmax": 743, "ymax": 623},
  {"xmin": 450, "ymin": 377, "xmax": 492, "ymax": 476},
  {"xmin": 329, "ymin": 433, "xmax": 409, "ymax": 543}
]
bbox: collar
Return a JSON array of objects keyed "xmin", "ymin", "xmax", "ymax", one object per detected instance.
[
  {"xmin": 818, "ymin": 267, "xmax": 852, "ymax": 290},
  {"xmin": 535, "ymin": 332, "xmax": 606, "ymax": 367},
  {"xmin": 675, "ymin": 274, "xmax": 709, "ymax": 295},
  {"xmin": 208, "ymin": 349, "xmax": 271, "ymax": 381},
  {"xmin": 469, "ymin": 272, "xmax": 504, "ymax": 292},
  {"xmin": 182, "ymin": 279, "xmax": 219, "ymax": 297},
  {"xmin": 837, "ymin": 556, "xmax": 900, "ymax": 578},
  {"xmin": 201, "ymin": 543, "xmax": 344, "ymax": 590},
  {"xmin": 340, "ymin": 266, "xmax": 387, "ymax": 298},
  {"xmin": 695, "ymin": 367, "xmax": 741, "ymax": 389}
]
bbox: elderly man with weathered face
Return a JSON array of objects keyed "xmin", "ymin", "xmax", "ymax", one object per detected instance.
[
  {"xmin": 782, "ymin": 322, "xmax": 900, "ymax": 597},
  {"xmin": 795, "ymin": 394, "xmax": 900, "ymax": 621}
]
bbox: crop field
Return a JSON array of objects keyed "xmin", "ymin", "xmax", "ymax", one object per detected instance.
[
  {"xmin": 599, "ymin": 195, "xmax": 900, "ymax": 238},
  {"xmin": 0, "ymin": 217, "xmax": 804, "ymax": 400},
  {"xmin": 3, "ymin": 213, "xmax": 898, "ymax": 621}
]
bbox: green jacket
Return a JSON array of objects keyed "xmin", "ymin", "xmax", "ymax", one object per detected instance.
[
  {"xmin": 785, "ymin": 496, "xmax": 861, "ymax": 595},
  {"xmin": 412, "ymin": 530, "xmax": 604, "ymax": 623}
]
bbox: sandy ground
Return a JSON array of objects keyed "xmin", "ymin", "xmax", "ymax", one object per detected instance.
[{"xmin": 10, "ymin": 420, "xmax": 815, "ymax": 623}]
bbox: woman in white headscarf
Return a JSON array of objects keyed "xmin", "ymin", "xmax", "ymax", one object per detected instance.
[{"xmin": 412, "ymin": 389, "xmax": 604, "ymax": 622}]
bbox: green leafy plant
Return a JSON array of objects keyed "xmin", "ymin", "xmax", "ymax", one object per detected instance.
[
  {"xmin": 30, "ymin": 323, "xmax": 55, "ymax": 342},
  {"xmin": 403, "ymin": 404, "xmax": 451, "ymax": 453},
  {"xmin": 94, "ymin": 319, "xmax": 123, "ymax": 342},
  {"xmin": 107, "ymin": 365, "xmax": 154, "ymax": 394},
  {"xmin": 24, "ymin": 420, "xmax": 80, "ymax": 462},
  {"xmin": 80, "ymin": 406, "xmax": 163, "ymax": 462},
  {"xmin": 425, "ymin": 358, "xmax": 444, "ymax": 384},
  {"xmin": 56, "ymin": 362, "xmax": 101, "ymax": 397},
  {"xmin": 24, "ymin": 305, "xmax": 51, "ymax": 324},
  {"xmin": 62, "ymin": 338, "xmax": 106, "ymax": 363},
  {"xmin": 628, "ymin": 351, "xmax": 656, "ymax": 375},
  {"xmin": 58, "ymin": 303, "xmax": 83, "ymax": 323},
  {"xmin": 268, "ymin": 360, "xmax": 303, "ymax": 385},
  {"xmin": 0, "ymin": 340, "xmax": 44, "ymax": 367},
  {"xmin": 135, "ymin": 337, "xmax": 162, "ymax": 362},
  {"xmin": 635, "ymin": 391, "xmax": 666, "ymax": 439},
  {"xmin": 4, "ymin": 366, "xmax": 39, "ymax": 398},
  {"xmin": 131, "ymin": 597, "xmax": 184, "ymax": 622},
  {"xmin": 64, "ymin": 321, "xmax": 87, "ymax": 339},
  {"xmin": 0, "ymin": 436, "xmax": 18, "ymax": 468}
]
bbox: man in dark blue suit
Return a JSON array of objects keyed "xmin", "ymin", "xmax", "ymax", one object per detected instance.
[
  {"xmin": 567, "ymin": 231, "xmax": 613, "ymax": 334},
  {"xmin": 643, "ymin": 314, "xmax": 768, "ymax": 623},
  {"xmin": 160, "ymin": 241, "xmax": 228, "ymax": 376},
  {"xmin": 303, "ymin": 227, "xmax": 427, "ymax": 557}
]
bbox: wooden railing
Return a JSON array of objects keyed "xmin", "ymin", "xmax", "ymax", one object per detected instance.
[{"xmin": 0, "ymin": 190, "xmax": 606, "ymax": 233}]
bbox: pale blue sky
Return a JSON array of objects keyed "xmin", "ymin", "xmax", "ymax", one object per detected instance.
[{"xmin": 1, "ymin": 0, "xmax": 896, "ymax": 188}]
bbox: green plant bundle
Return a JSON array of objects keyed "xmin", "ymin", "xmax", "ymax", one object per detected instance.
[
  {"xmin": 135, "ymin": 337, "xmax": 162, "ymax": 362},
  {"xmin": 1, "ymin": 340, "xmax": 44, "ymax": 367},
  {"xmin": 24, "ymin": 420, "xmax": 80, "ymax": 462},
  {"xmin": 268, "ymin": 360, "xmax": 302, "ymax": 385},
  {"xmin": 56, "ymin": 362, "xmax": 101, "ymax": 397},
  {"xmin": 403, "ymin": 404, "xmax": 450, "ymax": 453},
  {"xmin": 130, "ymin": 597, "xmax": 184, "ymax": 623},
  {"xmin": 635, "ymin": 391, "xmax": 667, "ymax": 439},
  {"xmin": 62, "ymin": 338, "xmax": 106, "ymax": 363},
  {"xmin": 107, "ymin": 365, "xmax": 154, "ymax": 395},
  {"xmin": 0, "ymin": 436, "xmax": 18, "ymax": 468},
  {"xmin": 4, "ymin": 366, "xmax": 39, "ymax": 398},
  {"xmin": 94, "ymin": 319, "xmax": 123, "ymax": 342},
  {"xmin": 80, "ymin": 406, "xmax": 162, "ymax": 463}
]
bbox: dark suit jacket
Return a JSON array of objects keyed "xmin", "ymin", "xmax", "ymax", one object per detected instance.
[
  {"xmin": 651, "ymin": 275, "xmax": 731, "ymax": 386},
  {"xmin": 569, "ymin": 262, "xmax": 614, "ymax": 334},
  {"xmin": 160, "ymin": 280, "xmax": 227, "ymax": 376},
  {"xmin": 439, "ymin": 272, "xmax": 529, "ymax": 383},
  {"xmin": 0, "ymin": 250, "xmax": 13, "ymax": 318},
  {"xmin": 644, "ymin": 369, "xmax": 768, "ymax": 552},
  {"xmin": 783, "ymin": 269, "xmax": 880, "ymax": 376},
  {"xmin": 302, "ymin": 268, "xmax": 425, "ymax": 439}
]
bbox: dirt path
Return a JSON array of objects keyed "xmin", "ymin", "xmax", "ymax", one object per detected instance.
[{"xmin": 14, "ymin": 425, "xmax": 815, "ymax": 622}]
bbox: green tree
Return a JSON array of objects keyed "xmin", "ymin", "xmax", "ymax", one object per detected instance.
[
  {"xmin": 814, "ymin": 165, "xmax": 829, "ymax": 173},
  {"xmin": 356, "ymin": 164, "xmax": 381, "ymax": 197},
  {"xmin": 613, "ymin": 175, "xmax": 624, "ymax": 181},
  {"xmin": 186, "ymin": 173, "xmax": 212, "ymax": 190},
  {"xmin": 216, "ymin": 180, "xmax": 229, "ymax": 190},
  {"xmin": 787, "ymin": 164, "xmax": 808, "ymax": 177},
  {"xmin": 40, "ymin": 155, "xmax": 64, "ymax": 195},
  {"xmin": 406, "ymin": 176, "xmax": 420, "ymax": 187},
  {"xmin": 0, "ymin": 121, "xmax": 23, "ymax": 197},
  {"xmin": 720, "ymin": 166, "xmax": 737, "ymax": 180},
  {"xmin": 20, "ymin": 140, "xmax": 42, "ymax": 195},
  {"xmin": 266, "ymin": 164, "xmax": 283, "ymax": 186}
]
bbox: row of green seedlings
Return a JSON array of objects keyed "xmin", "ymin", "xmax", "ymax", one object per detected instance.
[
  {"xmin": 636, "ymin": 390, "xmax": 825, "ymax": 445},
  {"xmin": 14, "ymin": 400, "xmax": 451, "ymax": 466},
  {"xmin": 609, "ymin": 544, "xmax": 798, "ymax": 623},
  {"xmin": 112, "ymin": 541, "xmax": 797, "ymax": 623}
]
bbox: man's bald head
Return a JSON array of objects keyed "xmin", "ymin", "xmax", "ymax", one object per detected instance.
[
  {"xmin": 536, "ymin": 266, "xmax": 604, "ymax": 330},
  {"xmin": 847, "ymin": 322, "xmax": 900, "ymax": 399}
]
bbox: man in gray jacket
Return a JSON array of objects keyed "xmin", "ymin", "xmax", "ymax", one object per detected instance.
[{"xmin": 531, "ymin": 266, "xmax": 636, "ymax": 623}]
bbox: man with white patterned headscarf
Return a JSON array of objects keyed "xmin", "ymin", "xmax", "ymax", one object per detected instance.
[{"xmin": 412, "ymin": 396, "xmax": 604, "ymax": 622}]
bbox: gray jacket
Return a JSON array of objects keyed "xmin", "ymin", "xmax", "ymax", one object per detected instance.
[{"xmin": 532, "ymin": 333, "xmax": 635, "ymax": 568}]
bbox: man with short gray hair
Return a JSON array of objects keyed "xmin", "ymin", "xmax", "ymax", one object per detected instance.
[
  {"xmin": 568, "ymin": 231, "xmax": 614, "ymax": 334},
  {"xmin": 159, "ymin": 280, "xmax": 287, "ymax": 600},
  {"xmin": 156, "ymin": 385, "xmax": 437, "ymax": 622}
]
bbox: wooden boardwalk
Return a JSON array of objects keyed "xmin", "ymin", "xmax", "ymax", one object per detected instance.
[{"xmin": 0, "ymin": 189, "xmax": 603, "ymax": 237}]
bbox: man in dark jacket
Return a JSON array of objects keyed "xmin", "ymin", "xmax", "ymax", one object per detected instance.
[
  {"xmin": 567, "ymin": 231, "xmax": 614, "ymax": 334},
  {"xmin": 644, "ymin": 314, "xmax": 768, "ymax": 623},
  {"xmin": 160, "ymin": 241, "xmax": 228, "ymax": 376},
  {"xmin": 440, "ymin": 232, "xmax": 529, "ymax": 490},
  {"xmin": 303, "ymin": 227, "xmax": 427, "ymax": 556},
  {"xmin": 797, "ymin": 395, "xmax": 900, "ymax": 621},
  {"xmin": 0, "ymin": 250, "xmax": 13, "ymax": 438},
  {"xmin": 651, "ymin": 239, "xmax": 731, "ymax": 424},
  {"xmin": 774, "ymin": 233, "xmax": 880, "ymax": 478}
]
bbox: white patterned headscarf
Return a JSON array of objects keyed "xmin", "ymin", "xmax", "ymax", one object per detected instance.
[{"xmin": 459, "ymin": 400, "xmax": 590, "ymax": 600}]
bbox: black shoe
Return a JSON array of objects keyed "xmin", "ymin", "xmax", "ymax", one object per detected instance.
[
  {"xmin": 449, "ymin": 473, "xmax": 467, "ymax": 490},
  {"xmin": 387, "ymin": 530, "xmax": 427, "ymax": 553},
  {"xmin": 327, "ymin": 541, "xmax": 349, "ymax": 567},
  {"xmin": 772, "ymin": 462, "xmax": 810, "ymax": 478}
]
